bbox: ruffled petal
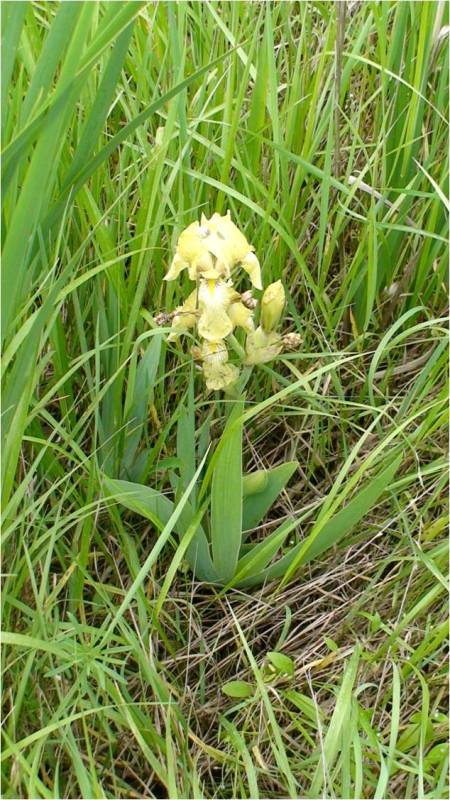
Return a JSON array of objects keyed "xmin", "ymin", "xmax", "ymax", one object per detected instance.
[
  {"xmin": 204, "ymin": 362, "xmax": 239, "ymax": 392},
  {"xmin": 212, "ymin": 211, "xmax": 253, "ymax": 263},
  {"xmin": 168, "ymin": 213, "xmax": 259, "ymax": 285},
  {"xmin": 176, "ymin": 221, "xmax": 207, "ymax": 262},
  {"xmin": 198, "ymin": 280, "xmax": 236, "ymax": 312},
  {"xmin": 201, "ymin": 339, "xmax": 229, "ymax": 366},
  {"xmin": 198, "ymin": 307, "xmax": 233, "ymax": 341}
]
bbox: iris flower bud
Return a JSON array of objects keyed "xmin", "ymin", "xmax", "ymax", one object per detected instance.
[{"xmin": 260, "ymin": 280, "xmax": 285, "ymax": 333}]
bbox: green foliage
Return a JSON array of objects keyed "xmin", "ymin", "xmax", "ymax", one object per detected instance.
[
  {"xmin": 105, "ymin": 398, "xmax": 402, "ymax": 589},
  {"xmin": 1, "ymin": 2, "xmax": 448, "ymax": 797},
  {"xmin": 222, "ymin": 680, "xmax": 254, "ymax": 699}
]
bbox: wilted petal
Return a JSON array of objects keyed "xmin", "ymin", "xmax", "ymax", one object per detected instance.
[{"xmin": 283, "ymin": 332, "xmax": 303, "ymax": 351}]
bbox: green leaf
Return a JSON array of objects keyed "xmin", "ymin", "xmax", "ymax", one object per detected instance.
[
  {"xmin": 267, "ymin": 652, "xmax": 294, "ymax": 677},
  {"xmin": 41, "ymin": 44, "xmax": 240, "ymax": 238},
  {"xmin": 242, "ymin": 461, "xmax": 298, "ymax": 533},
  {"xmin": 176, "ymin": 371, "xmax": 196, "ymax": 498},
  {"xmin": 120, "ymin": 335, "xmax": 162, "ymax": 478},
  {"xmin": 297, "ymin": 454, "xmax": 402, "ymax": 565},
  {"xmin": 310, "ymin": 647, "xmax": 360, "ymax": 796},
  {"xmin": 63, "ymin": 22, "xmax": 134, "ymax": 187},
  {"xmin": 283, "ymin": 690, "xmax": 322, "ymax": 723},
  {"xmin": 238, "ymin": 455, "xmax": 402, "ymax": 588},
  {"xmin": 210, "ymin": 400, "xmax": 244, "ymax": 583},
  {"xmin": 20, "ymin": 3, "xmax": 82, "ymax": 124},
  {"xmin": 230, "ymin": 516, "xmax": 299, "ymax": 588},
  {"xmin": 102, "ymin": 476, "xmax": 217, "ymax": 582},
  {"xmin": 1, "ymin": 1, "xmax": 28, "ymax": 132},
  {"xmin": 101, "ymin": 452, "xmax": 211, "ymax": 644},
  {"xmin": 222, "ymin": 680, "xmax": 254, "ymax": 699},
  {"xmin": 2, "ymin": 2, "xmax": 97, "ymax": 336}
]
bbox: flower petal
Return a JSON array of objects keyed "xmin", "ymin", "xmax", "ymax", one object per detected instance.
[
  {"xmin": 242, "ymin": 252, "xmax": 262, "ymax": 290},
  {"xmin": 164, "ymin": 253, "xmax": 188, "ymax": 281},
  {"xmin": 176, "ymin": 221, "xmax": 206, "ymax": 262},
  {"xmin": 227, "ymin": 301, "xmax": 255, "ymax": 332},
  {"xmin": 201, "ymin": 339, "xmax": 229, "ymax": 366},
  {"xmin": 198, "ymin": 307, "xmax": 233, "ymax": 341},
  {"xmin": 204, "ymin": 362, "xmax": 239, "ymax": 392},
  {"xmin": 168, "ymin": 289, "xmax": 198, "ymax": 340}
]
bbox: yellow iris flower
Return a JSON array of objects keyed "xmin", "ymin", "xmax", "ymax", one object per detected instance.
[
  {"xmin": 164, "ymin": 211, "xmax": 262, "ymax": 289},
  {"xmin": 162, "ymin": 213, "xmax": 290, "ymax": 392},
  {"xmin": 168, "ymin": 279, "xmax": 254, "ymax": 342}
]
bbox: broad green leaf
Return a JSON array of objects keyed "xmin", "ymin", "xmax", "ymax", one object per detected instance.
[
  {"xmin": 103, "ymin": 474, "xmax": 174, "ymax": 528},
  {"xmin": 102, "ymin": 476, "xmax": 217, "ymax": 582},
  {"xmin": 210, "ymin": 400, "xmax": 244, "ymax": 582},
  {"xmin": 153, "ymin": 502, "xmax": 209, "ymax": 620},
  {"xmin": 242, "ymin": 461, "xmax": 298, "ymax": 533},
  {"xmin": 267, "ymin": 652, "xmax": 294, "ymax": 677},
  {"xmin": 296, "ymin": 454, "xmax": 402, "ymax": 564},
  {"xmin": 101, "ymin": 453, "xmax": 211, "ymax": 642},
  {"xmin": 222, "ymin": 681, "xmax": 254, "ymax": 699}
]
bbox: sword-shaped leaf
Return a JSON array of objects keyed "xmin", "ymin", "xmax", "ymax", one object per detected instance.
[
  {"xmin": 210, "ymin": 401, "xmax": 244, "ymax": 582},
  {"xmin": 102, "ymin": 476, "xmax": 217, "ymax": 582}
]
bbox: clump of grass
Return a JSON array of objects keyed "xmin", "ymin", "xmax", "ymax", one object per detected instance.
[{"xmin": 1, "ymin": 2, "xmax": 448, "ymax": 798}]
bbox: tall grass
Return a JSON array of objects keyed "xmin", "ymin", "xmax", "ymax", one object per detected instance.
[{"xmin": 1, "ymin": 2, "xmax": 448, "ymax": 798}]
